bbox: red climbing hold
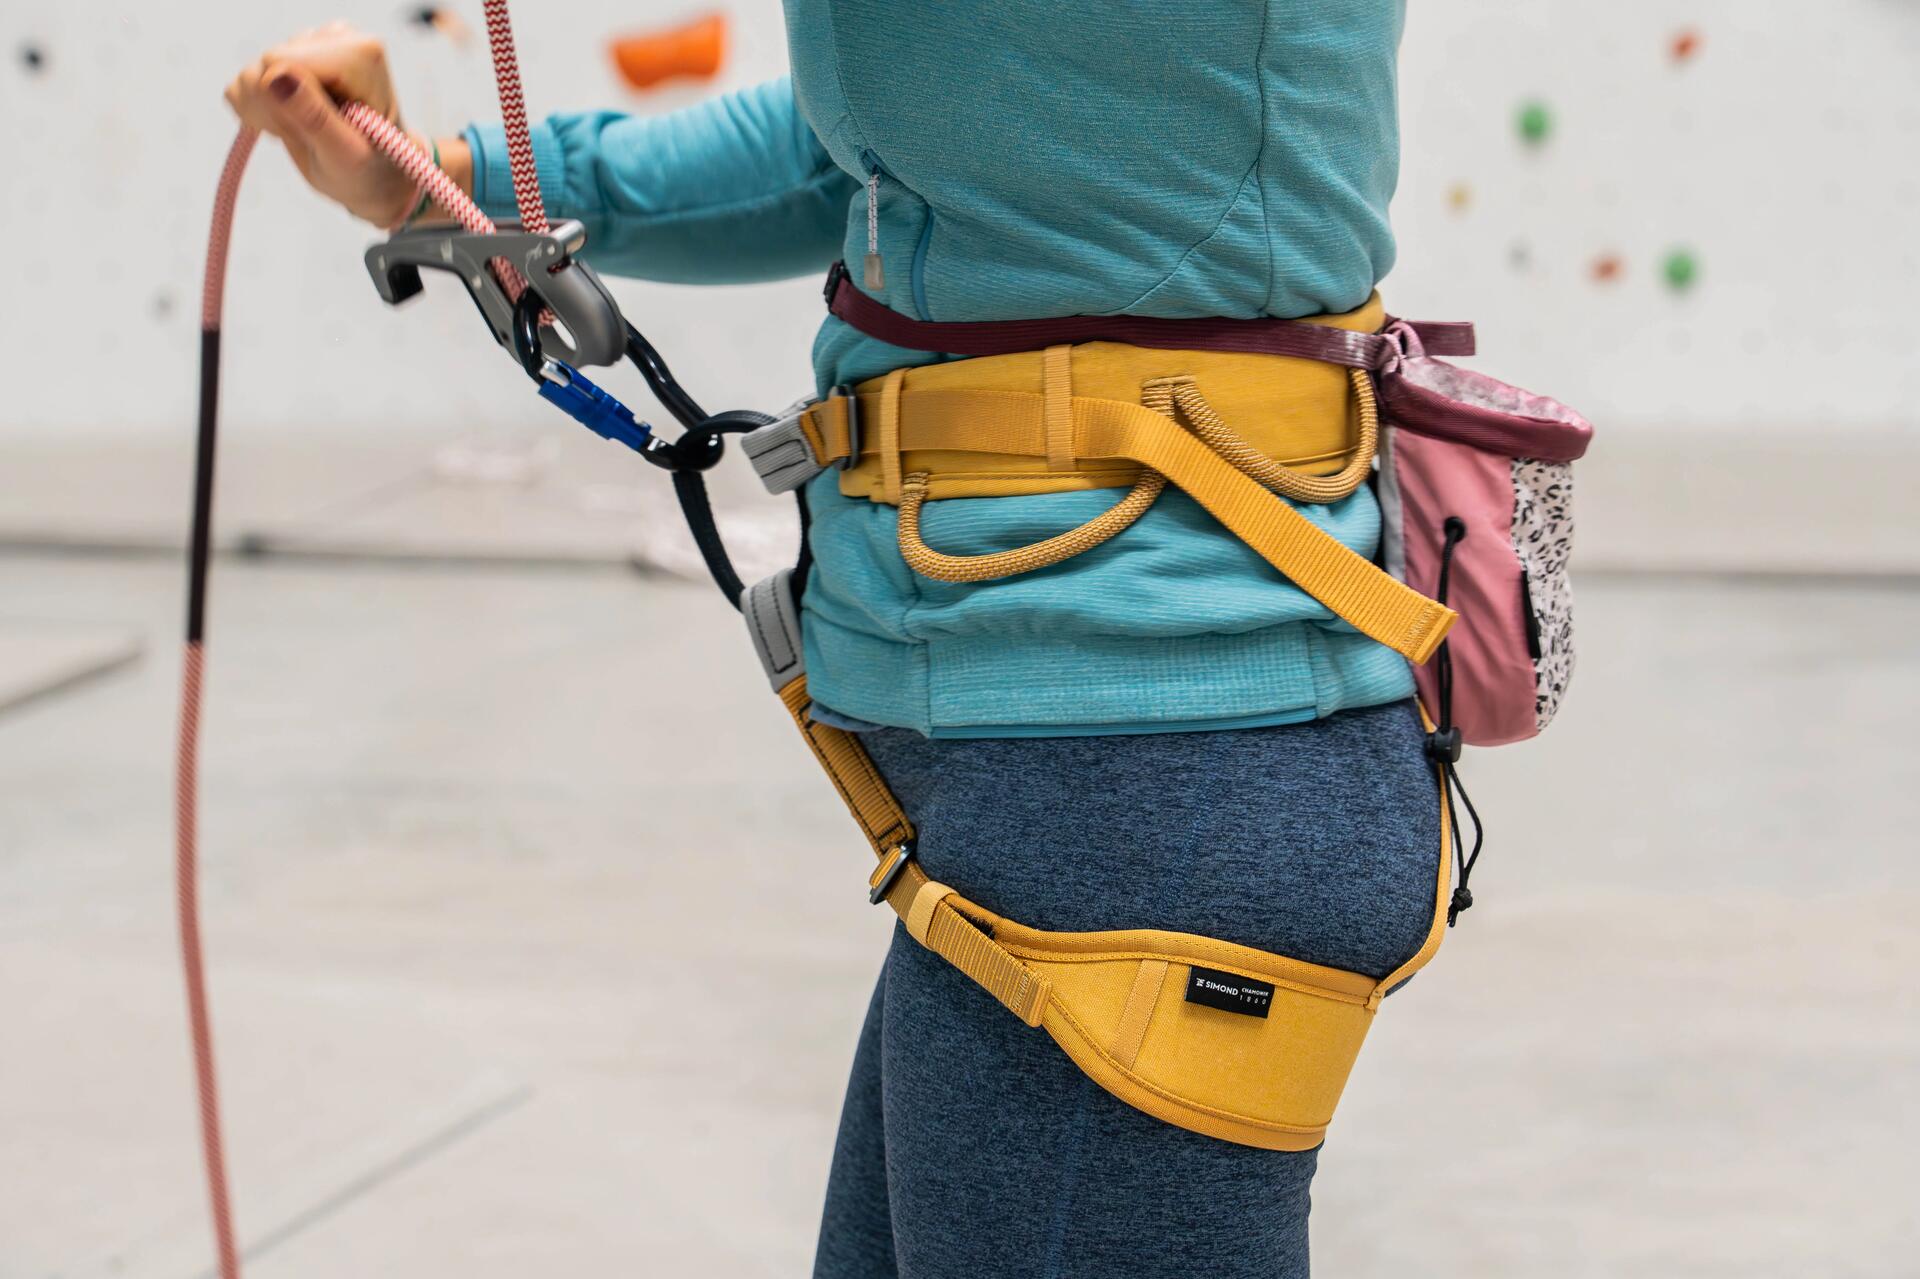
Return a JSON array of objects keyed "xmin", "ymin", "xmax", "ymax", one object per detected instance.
[{"xmin": 1590, "ymin": 254, "xmax": 1624, "ymax": 284}]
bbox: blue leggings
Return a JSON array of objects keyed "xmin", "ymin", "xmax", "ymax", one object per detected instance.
[{"xmin": 812, "ymin": 699, "xmax": 1444, "ymax": 1279}]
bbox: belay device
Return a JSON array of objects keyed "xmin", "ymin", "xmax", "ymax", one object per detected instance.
[{"xmin": 179, "ymin": 1, "xmax": 1592, "ymax": 1270}]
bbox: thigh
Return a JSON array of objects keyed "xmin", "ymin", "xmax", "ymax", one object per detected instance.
[
  {"xmin": 862, "ymin": 700, "xmax": 1443, "ymax": 978},
  {"xmin": 816, "ymin": 968, "xmax": 900, "ymax": 1279},
  {"xmin": 877, "ymin": 933, "xmax": 1317, "ymax": 1279}
]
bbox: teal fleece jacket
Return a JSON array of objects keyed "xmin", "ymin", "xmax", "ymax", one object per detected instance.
[{"xmin": 468, "ymin": 0, "xmax": 1413, "ymax": 737}]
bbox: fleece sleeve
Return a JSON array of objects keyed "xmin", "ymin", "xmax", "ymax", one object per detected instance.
[{"xmin": 462, "ymin": 76, "xmax": 856, "ymax": 284}]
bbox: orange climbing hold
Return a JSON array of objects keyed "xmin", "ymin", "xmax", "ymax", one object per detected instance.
[
  {"xmin": 1671, "ymin": 28, "xmax": 1702, "ymax": 64},
  {"xmin": 611, "ymin": 13, "xmax": 728, "ymax": 90}
]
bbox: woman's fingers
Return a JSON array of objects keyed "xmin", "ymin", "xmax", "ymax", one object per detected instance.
[
  {"xmin": 262, "ymin": 28, "xmax": 396, "ymax": 121},
  {"xmin": 221, "ymin": 26, "xmax": 416, "ymax": 226},
  {"xmin": 224, "ymin": 58, "xmax": 280, "ymax": 134},
  {"xmin": 260, "ymin": 62, "xmax": 369, "ymax": 174}
]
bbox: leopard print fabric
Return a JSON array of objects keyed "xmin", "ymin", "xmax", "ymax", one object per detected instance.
[{"xmin": 1509, "ymin": 458, "xmax": 1575, "ymax": 730}]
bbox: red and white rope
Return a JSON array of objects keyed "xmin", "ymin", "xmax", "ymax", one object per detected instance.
[
  {"xmin": 178, "ymin": 6, "xmax": 554, "ymax": 1277},
  {"xmin": 174, "ymin": 642, "xmax": 243, "ymax": 1279},
  {"xmin": 482, "ymin": 0, "xmax": 549, "ymax": 235},
  {"xmin": 200, "ymin": 129, "xmax": 259, "ymax": 330},
  {"xmin": 338, "ymin": 102, "xmax": 533, "ymax": 303}
]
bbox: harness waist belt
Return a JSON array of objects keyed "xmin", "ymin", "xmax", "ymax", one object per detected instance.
[
  {"xmin": 820, "ymin": 316, "xmax": 1384, "ymax": 502},
  {"xmin": 826, "ymin": 262, "xmax": 1475, "ymax": 366}
]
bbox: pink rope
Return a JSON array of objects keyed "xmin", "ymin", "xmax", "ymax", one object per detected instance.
[
  {"xmin": 177, "ymin": 8, "xmax": 554, "ymax": 1276},
  {"xmin": 175, "ymin": 641, "xmax": 242, "ymax": 1279},
  {"xmin": 200, "ymin": 130, "xmax": 258, "ymax": 330}
]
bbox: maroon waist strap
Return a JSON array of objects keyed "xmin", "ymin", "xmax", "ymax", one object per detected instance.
[{"xmin": 822, "ymin": 261, "xmax": 1474, "ymax": 370}]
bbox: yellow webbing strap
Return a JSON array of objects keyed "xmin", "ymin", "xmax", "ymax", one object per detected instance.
[
  {"xmin": 778, "ymin": 674, "xmax": 1051, "ymax": 1026},
  {"xmin": 877, "ymin": 367, "xmax": 906, "ymax": 506},
  {"xmin": 1043, "ymin": 344, "xmax": 1076, "ymax": 472},
  {"xmin": 1110, "ymin": 958, "xmax": 1170, "ymax": 1070},
  {"xmin": 804, "ymin": 386, "xmax": 1455, "ymax": 664},
  {"xmin": 777, "ymin": 673, "xmax": 913, "ymax": 854}
]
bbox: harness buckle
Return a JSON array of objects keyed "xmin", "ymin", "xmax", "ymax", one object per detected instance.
[
  {"xmin": 823, "ymin": 258, "xmax": 849, "ymax": 306},
  {"xmin": 742, "ymin": 400, "xmax": 827, "ymax": 494},
  {"xmin": 832, "ymin": 383, "xmax": 861, "ymax": 471},
  {"xmin": 868, "ymin": 841, "xmax": 916, "ymax": 904}
]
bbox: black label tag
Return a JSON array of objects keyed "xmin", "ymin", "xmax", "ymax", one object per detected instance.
[{"xmin": 1184, "ymin": 966, "xmax": 1275, "ymax": 1018}]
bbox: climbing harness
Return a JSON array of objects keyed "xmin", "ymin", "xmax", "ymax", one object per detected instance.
[{"xmin": 178, "ymin": 2, "xmax": 1594, "ymax": 1266}]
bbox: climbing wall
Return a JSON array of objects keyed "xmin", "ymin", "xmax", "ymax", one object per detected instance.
[
  {"xmin": 1393, "ymin": 1, "xmax": 1920, "ymax": 433},
  {"xmin": 1, "ymin": 0, "xmax": 1915, "ymax": 441}
]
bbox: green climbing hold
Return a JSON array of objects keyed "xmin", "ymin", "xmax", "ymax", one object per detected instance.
[
  {"xmin": 1517, "ymin": 100, "xmax": 1552, "ymax": 146},
  {"xmin": 1663, "ymin": 248, "xmax": 1699, "ymax": 292}
]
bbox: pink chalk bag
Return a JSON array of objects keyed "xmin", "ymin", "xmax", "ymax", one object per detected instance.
[{"xmin": 1373, "ymin": 321, "xmax": 1594, "ymax": 749}]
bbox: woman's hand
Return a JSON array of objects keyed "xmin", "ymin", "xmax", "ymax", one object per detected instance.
[{"xmin": 224, "ymin": 22, "xmax": 437, "ymax": 228}]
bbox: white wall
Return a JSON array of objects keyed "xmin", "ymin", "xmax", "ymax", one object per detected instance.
[{"xmin": 3, "ymin": 0, "xmax": 1916, "ymax": 439}]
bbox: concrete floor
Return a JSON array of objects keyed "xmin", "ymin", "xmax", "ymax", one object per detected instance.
[{"xmin": 1, "ymin": 551, "xmax": 1915, "ymax": 1278}]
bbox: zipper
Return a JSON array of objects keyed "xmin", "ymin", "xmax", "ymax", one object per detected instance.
[{"xmin": 859, "ymin": 149, "xmax": 886, "ymax": 291}]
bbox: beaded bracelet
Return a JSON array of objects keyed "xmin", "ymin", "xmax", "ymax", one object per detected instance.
[{"xmin": 393, "ymin": 137, "xmax": 439, "ymax": 231}]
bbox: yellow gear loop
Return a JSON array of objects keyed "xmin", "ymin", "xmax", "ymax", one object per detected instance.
[
  {"xmin": 896, "ymin": 469, "xmax": 1168, "ymax": 583},
  {"xmin": 894, "ymin": 367, "xmax": 1378, "ymax": 584},
  {"xmin": 1146, "ymin": 368, "xmax": 1379, "ymax": 505}
]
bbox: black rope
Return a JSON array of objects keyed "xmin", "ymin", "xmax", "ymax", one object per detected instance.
[
  {"xmin": 186, "ymin": 329, "xmax": 222, "ymax": 644},
  {"xmin": 1442, "ymin": 757, "xmax": 1484, "ymax": 926},
  {"xmin": 1428, "ymin": 515, "xmax": 1485, "ymax": 926}
]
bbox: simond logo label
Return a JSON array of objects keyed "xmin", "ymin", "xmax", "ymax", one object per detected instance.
[{"xmin": 1184, "ymin": 966, "xmax": 1276, "ymax": 1018}]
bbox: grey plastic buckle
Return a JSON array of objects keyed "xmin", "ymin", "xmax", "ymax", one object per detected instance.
[
  {"xmin": 742, "ymin": 569, "xmax": 805, "ymax": 690},
  {"xmin": 740, "ymin": 400, "xmax": 825, "ymax": 495},
  {"xmin": 365, "ymin": 219, "xmax": 626, "ymax": 369}
]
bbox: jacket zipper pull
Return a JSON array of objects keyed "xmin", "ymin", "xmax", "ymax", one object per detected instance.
[{"xmin": 864, "ymin": 169, "xmax": 885, "ymax": 291}]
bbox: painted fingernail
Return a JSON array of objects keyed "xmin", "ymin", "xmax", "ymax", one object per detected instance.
[{"xmin": 268, "ymin": 74, "xmax": 297, "ymax": 101}]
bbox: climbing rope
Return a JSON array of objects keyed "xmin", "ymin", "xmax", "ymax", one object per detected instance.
[{"xmin": 176, "ymin": 6, "xmax": 552, "ymax": 1275}]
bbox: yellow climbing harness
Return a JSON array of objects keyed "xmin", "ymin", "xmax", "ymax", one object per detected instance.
[{"xmin": 739, "ymin": 305, "xmax": 1458, "ymax": 1150}]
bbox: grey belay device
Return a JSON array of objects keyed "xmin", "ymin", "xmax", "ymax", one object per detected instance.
[
  {"xmin": 362, "ymin": 215, "xmax": 787, "ymax": 607},
  {"xmin": 364, "ymin": 219, "xmax": 626, "ymax": 369}
]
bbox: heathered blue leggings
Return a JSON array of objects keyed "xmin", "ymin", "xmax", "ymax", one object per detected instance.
[{"xmin": 811, "ymin": 699, "xmax": 1444, "ymax": 1279}]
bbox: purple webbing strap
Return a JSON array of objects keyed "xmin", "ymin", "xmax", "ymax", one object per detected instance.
[{"xmin": 823, "ymin": 262, "xmax": 1474, "ymax": 367}]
